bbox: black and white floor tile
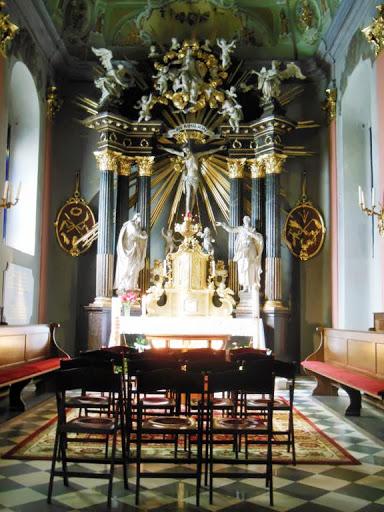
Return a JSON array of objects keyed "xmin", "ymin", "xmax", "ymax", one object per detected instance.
[{"xmin": 0, "ymin": 378, "xmax": 383, "ymax": 511}]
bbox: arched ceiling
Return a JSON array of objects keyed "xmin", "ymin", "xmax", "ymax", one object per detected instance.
[{"xmin": 43, "ymin": 0, "xmax": 342, "ymax": 62}]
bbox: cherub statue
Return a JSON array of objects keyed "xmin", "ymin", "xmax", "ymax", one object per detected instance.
[
  {"xmin": 153, "ymin": 65, "xmax": 169, "ymax": 95},
  {"xmin": 92, "ymin": 47, "xmax": 137, "ymax": 108},
  {"xmin": 216, "ymin": 281, "xmax": 236, "ymax": 307},
  {"xmin": 161, "ymin": 227, "xmax": 177, "ymax": 255},
  {"xmin": 170, "ymin": 37, "xmax": 180, "ymax": 50},
  {"xmin": 218, "ymin": 87, "xmax": 243, "ymax": 132},
  {"xmin": 135, "ymin": 93, "xmax": 153, "ymax": 122},
  {"xmin": 216, "ymin": 38, "xmax": 236, "ymax": 69},
  {"xmin": 198, "ymin": 226, "xmax": 215, "ymax": 255},
  {"xmin": 148, "ymin": 44, "xmax": 159, "ymax": 58},
  {"xmin": 201, "ymin": 39, "xmax": 212, "ymax": 52},
  {"xmin": 252, "ymin": 60, "xmax": 306, "ymax": 103}
]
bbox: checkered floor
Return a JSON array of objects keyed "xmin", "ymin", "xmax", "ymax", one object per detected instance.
[{"xmin": 0, "ymin": 377, "xmax": 383, "ymax": 511}]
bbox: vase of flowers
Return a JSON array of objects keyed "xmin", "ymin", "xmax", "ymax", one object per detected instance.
[{"xmin": 120, "ymin": 291, "xmax": 139, "ymax": 316}]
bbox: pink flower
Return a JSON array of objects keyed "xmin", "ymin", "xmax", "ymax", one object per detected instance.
[{"xmin": 120, "ymin": 292, "xmax": 140, "ymax": 304}]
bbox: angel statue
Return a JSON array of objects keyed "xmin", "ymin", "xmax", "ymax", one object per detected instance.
[
  {"xmin": 219, "ymin": 86, "xmax": 243, "ymax": 132},
  {"xmin": 198, "ymin": 226, "xmax": 215, "ymax": 256},
  {"xmin": 92, "ymin": 47, "xmax": 137, "ymax": 108},
  {"xmin": 161, "ymin": 227, "xmax": 178, "ymax": 255},
  {"xmin": 159, "ymin": 141, "xmax": 225, "ymax": 213},
  {"xmin": 135, "ymin": 94, "xmax": 153, "ymax": 122},
  {"xmin": 253, "ymin": 60, "xmax": 306, "ymax": 103},
  {"xmin": 216, "ymin": 38, "xmax": 236, "ymax": 69}
]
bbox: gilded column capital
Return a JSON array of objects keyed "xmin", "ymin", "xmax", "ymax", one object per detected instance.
[
  {"xmin": 46, "ymin": 85, "xmax": 62, "ymax": 120},
  {"xmin": 260, "ymin": 153, "xmax": 287, "ymax": 175},
  {"xmin": 322, "ymin": 88, "xmax": 337, "ymax": 125},
  {"xmin": 0, "ymin": 2, "xmax": 19, "ymax": 58},
  {"xmin": 94, "ymin": 149, "xmax": 121, "ymax": 172},
  {"xmin": 362, "ymin": 5, "xmax": 384, "ymax": 57},
  {"xmin": 136, "ymin": 156, "xmax": 155, "ymax": 177},
  {"xmin": 227, "ymin": 158, "xmax": 246, "ymax": 179},
  {"xmin": 248, "ymin": 158, "xmax": 266, "ymax": 179},
  {"xmin": 119, "ymin": 155, "xmax": 133, "ymax": 176}
]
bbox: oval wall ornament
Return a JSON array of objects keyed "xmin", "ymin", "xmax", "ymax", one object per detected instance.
[
  {"xmin": 54, "ymin": 173, "xmax": 96, "ymax": 257},
  {"xmin": 283, "ymin": 201, "xmax": 326, "ymax": 261}
]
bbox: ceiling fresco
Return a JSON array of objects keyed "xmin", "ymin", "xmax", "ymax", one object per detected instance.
[{"xmin": 43, "ymin": 0, "xmax": 342, "ymax": 62}]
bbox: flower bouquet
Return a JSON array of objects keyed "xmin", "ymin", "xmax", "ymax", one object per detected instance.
[{"xmin": 120, "ymin": 291, "xmax": 140, "ymax": 316}]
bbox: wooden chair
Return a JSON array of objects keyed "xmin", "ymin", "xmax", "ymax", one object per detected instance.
[
  {"xmin": 135, "ymin": 368, "xmax": 205, "ymax": 506},
  {"xmin": 244, "ymin": 359, "xmax": 297, "ymax": 464},
  {"xmin": 206, "ymin": 366, "xmax": 275, "ymax": 506},
  {"xmin": 47, "ymin": 366, "xmax": 128, "ymax": 508}
]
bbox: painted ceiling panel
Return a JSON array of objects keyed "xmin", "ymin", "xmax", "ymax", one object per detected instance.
[{"xmin": 42, "ymin": 0, "xmax": 342, "ymax": 60}]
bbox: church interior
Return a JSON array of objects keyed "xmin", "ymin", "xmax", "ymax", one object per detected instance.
[{"xmin": 0, "ymin": 0, "xmax": 384, "ymax": 510}]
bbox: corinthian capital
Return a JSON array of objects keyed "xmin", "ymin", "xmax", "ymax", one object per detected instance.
[
  {"xmin": 259, "ymin": 153, "xmax": 287, "ymax": 175},
  {"xmin": 227, "ymin": 158, "xmax": 246, "ymax": 179},
  {"xmin": 119, "ymin": 155, "xmax": 133, "ymax": 176},
  {"xmin": 136, "ymin": 156, "xmax": 155, "ymax": 177},
  {"xmin": 248, "ymin": 158, "xmax": 265, "ymax": 178},
  {"xmin": 94, "ymin": 149, "xmax": 121, "ymax": 171}
]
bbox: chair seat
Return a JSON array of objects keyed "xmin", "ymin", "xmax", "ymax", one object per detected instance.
[
  {"xmin": 212, "ymin": 417, "xmax": 266, "ymax": 431},
  {"xmin": 142, "ymin": 415, "xmax": 196, "ymax": 430},
  {"xmin": 247, "ymin": 398, "xmax": 286, "ymax": 408},
  {"xmin": 142, "ymin": 396, "xmax": 175, "ymax": 407},
  {"xmin": 66, "ymin": 394, "xmax": 110, "ymax": 407},
  {"xmin": 62, "ymin": 415, "xmax": 116, "ymax": 433}
]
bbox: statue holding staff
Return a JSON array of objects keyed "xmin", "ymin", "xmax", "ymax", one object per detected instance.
[
  {"xmin": 114, "ymin": 213, "xmax": 148, "ymax": 292},
  {"xmin": 217, "ymin": 215, "xmax": 264, "ymax": 292}
]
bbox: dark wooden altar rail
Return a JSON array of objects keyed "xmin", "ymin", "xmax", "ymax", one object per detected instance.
[
  {"xmin": 0, "ymin": 323, "xmax": 69, "ymax": 411},
  {"xmin": 145, "ymin": 334, "xmax": 230, "ymax": 350},
  {"xmin": 301, "ymin": 327, "xmax": 384, "ymax": 416}
]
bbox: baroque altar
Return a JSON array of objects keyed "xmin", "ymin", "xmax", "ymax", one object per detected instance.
[{"xmin": 82, "ymin": 36, "xmax": 316, "ymax": 361}]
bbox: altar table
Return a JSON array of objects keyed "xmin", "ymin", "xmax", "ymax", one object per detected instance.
[{"xmin": 114, "ymin": 315, "xmax": 265, "ymax": 350}]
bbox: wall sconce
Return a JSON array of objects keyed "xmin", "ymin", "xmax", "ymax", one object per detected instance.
[
  {"xmin": 358, "ymin": 185, "xmax": 384, "ymax": 235},
  {"xmin": 1, "ymin": 180, "xmax": 21, "ymax": 209}
]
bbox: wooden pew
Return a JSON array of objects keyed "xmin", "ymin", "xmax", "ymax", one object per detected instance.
[
  {"xmin": 0, "ymin": 323, "xmax": 69, "ymax": 411},
  {"xmin": 301, "ymin": 327, "xmax": 384, "ymax": 416}
]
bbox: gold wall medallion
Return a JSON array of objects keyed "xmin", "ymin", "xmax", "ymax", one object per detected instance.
[
  {"xmin": 54, "ymin": 174, "xmax": 96, "ymax": 257},
  {"xmin": 283, "ymin": 199, "xmax": 326, "ymax": 261}
]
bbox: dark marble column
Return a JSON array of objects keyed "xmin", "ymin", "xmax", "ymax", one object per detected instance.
[
  {"xmin": 115, "ymin": 156, "xmax": 132, "ymax": 245},
  {"xmin": 227, "ymin": 158, "xmax": 245, "ymax": 294},
  {"xmin": 136, "ymin": 156, "xmax": 154, "ymax": 293},
  {"xmin": 93, "ymin": 148, "xmax": 121, "ymax": 306},
  {"xmin": 260, "ymin": 153, "xmax": 289, "ymax": 359},
  {"xmin": 249, "ymin": 158, "xmax": 265, "ymax": 235}
]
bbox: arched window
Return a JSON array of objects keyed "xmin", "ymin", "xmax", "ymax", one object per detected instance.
[{"xmin": 6, "ymin": 61, "xmax": 40, "ymax": 255}]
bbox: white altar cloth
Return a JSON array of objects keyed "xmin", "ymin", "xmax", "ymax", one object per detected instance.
[{"xmin": 116, "ymin": 315, "xmax": 265, "ymax": 349}]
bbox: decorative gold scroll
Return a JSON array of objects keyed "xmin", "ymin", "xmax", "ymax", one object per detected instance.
[
  {"xmin": 283, "ymin": 200, "xmax": 326, "ymax": 261},
  {"xmin": 54, "ymin": 174, "xmax": 96, "ymax": 257}
]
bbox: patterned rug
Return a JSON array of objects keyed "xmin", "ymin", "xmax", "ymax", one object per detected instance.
[{"xmin": 2, "ymin": 402, "xmax": 359, "ymax": 465}]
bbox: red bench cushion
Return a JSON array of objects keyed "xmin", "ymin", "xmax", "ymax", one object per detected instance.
[
  {"xmin": 0, "ymin": 357, "xmax": 63, "ymax": 386},
  {"xmin": 302, "ymin": 360, "xmax": 384, "ymax": 397}
]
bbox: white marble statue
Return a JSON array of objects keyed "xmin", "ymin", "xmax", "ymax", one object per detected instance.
[
  {"xmin": 159, "ymin": 142, "xmax": 225, "ymax": 213},
  {"xmin": 216, "ymin": 38, "xmax": 236, "ymax": 69},
  {"xmin": 216, "ymin": 216, "xmax": 263, "ymax": 292},
  {"xmin": 219, "ymin": 86, "xmax": 243, "ymax": 132},
  {"xmin": 217, "ymin": 281, "xmax": 236, "ymax": 307},
  {"xmin": 153, "ymin": 66, "xmax": 169, "ymax": 95},
  {"xmin": 161, "ymin": 227, "xmax": 177, "ymax": 255},
  {"xmin": 92, "ymin": 47, "xmax": 136, "ymax": 108},
  {"xmin": 170, "ymin": 37, "xmax": 180, "ymax": 50},
  {"xmin": 252, "ymin": 60, "xmax": 306, "ymax": 103},
  {"xmin": 135, "ymin": 93, "xmax": 153, "ymax": 122},
  {"xmin": 114, "ymin": 213, "xmax": 148, "ymax": 292},
  {"xmin": 198, "ymin": 226, "xmax": 215, "ymax": 255}
]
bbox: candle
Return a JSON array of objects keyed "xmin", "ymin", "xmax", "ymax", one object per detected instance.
[
  {"xmin": 16, "ymin": 181, "xmax": 21, "ymax": 201},
  {"xmin": 2, "ymin": 180, "xmax": 8, "ymax": 200},
  {"xmin": 163, "ymin": 260, "xmax": 167, "ymax": 275},
  {"xmin": 358, "ymin": 185, "xmax": 362, "ymax": 206},
  {"xmin": 8, "ymin": 182, "xmax": 13, "ymax": 204},
  {"xmin": 361, "ymin": 190, "xmax": 365, "ymax": 209},
  {"xmin": 372, "ymin": 186, "xmax": 375, "ymax": 206}
]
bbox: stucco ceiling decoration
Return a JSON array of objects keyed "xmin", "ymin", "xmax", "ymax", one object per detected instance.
[{"xmin": 43, "ymin": 0, "xmax": 342, "ymax": 62}]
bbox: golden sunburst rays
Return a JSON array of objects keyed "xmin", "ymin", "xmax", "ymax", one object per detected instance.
[
  {"xmin": 283, "ymin": 145, "xmax": 316, "ymax": 157},
  {"xmin": 200, "ymin": 156, "xmax": 230, "ymax": 223},
  {"xmin": 75, "ymin": 95, "xmax": 98, "ymax": 116},
  {"xmin": 150, "ymin": 158, "xmax": 180, "ymax": 229},
  {"xmin": 279, "ymin": 85, "xmax": 305, "ymax": 106}
]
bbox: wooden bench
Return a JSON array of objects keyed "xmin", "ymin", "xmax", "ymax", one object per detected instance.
[
  {"xmin": 0, "ymin": 323, "xmax": 69, "ymax": 411},
  {"xmin": 301, "ymin": 327, "xmax": 384, "ymax": 416}
]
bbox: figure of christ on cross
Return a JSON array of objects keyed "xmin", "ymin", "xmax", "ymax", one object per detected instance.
[{"xmin": 159, "ymin": 141, "xmax": 225, "ymax": 214}]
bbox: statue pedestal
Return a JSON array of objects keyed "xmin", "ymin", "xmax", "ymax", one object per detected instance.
[{"xmin": 236, "ymin": 288, "xmax": 260, "ymax": 318}]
